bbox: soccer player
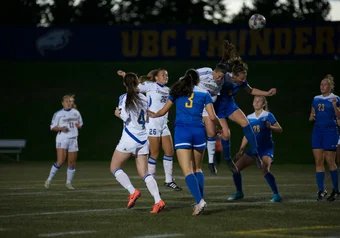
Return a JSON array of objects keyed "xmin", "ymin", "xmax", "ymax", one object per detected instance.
[
  {"xmin": 117, "ymin": 69, "xmax": 182, "ymax": 191},
  {"xmin": 210, "ymin": 41, "xmax": 277, "ymax": 173},
  {"xmin": 337, "ymin": 119, "xmax": 340, "ymax": 169},
  {"xmin": 309, "ymin": 74, "xmax": 340, "ymax": 201},
  {"xmin": 45, "ymin": 95, "xmax": 83, "ymax": 190},
  {"xmin": 111, "ymin": 72, "xmax": 165, "ymax": 213},
  {"xmin": 228, "ymin": 96, "xmax": 282, "ymax": 202},
  {"xmin": 196, "ymin": 64, "xmax": 227, "ymax": 175},
  {"xmin": 148, "ymin": 69, "xmax": 223, "ymax": 216}
]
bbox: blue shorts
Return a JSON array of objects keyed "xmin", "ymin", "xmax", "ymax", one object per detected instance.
[
  {"xmin": 246, "ymin": 148, "xmax": 274, "ymax": 161},
  {"xmin": 214, "ymin": 100, "xmax": 239, "ymax": 119},
  {"xmin": 174, "ymin": 125, "xmax": 206, "ymax": 150},
  {"xmin": 312, "ymin": 130, "xmax": 338, "ymax": 151}
]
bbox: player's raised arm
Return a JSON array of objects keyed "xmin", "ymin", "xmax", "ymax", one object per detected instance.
[{"xmin": 244, "ymin": 84, "xmax": 277, "ymax": 97}]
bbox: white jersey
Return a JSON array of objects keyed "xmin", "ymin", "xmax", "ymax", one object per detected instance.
[
  {"xmin": 196, "ymin": 67, "xmax": 224, "ymax": 102},
  {"xmin": 138, "ymin": 81, "xmax": 169, "ymax": 120},
  {"xmin": 50, "ymin": 108, "xmax": 83, "ymax": 139},
  {"xmin": 118, "ymin": 93, "xmax": 148, "ymax": 142}
]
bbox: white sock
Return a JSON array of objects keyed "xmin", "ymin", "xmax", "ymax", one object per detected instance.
[
  {"xmin": 114, "ymin": 169, "xmax": 135, "ymax": 194},
  {"xmin": 163, "ymin": 155, "xmax": 173, "ymax": 183},
  {"xmin": 148, "ymin": 157, "xmax": 157, "ymax": 177},
  {"xmin": 207, "ymin": 137, "xmax": 216, "ymax": 164},
  {"xmin": 66, "ymin": 166, "xmax": 76, "ymax": 184},
  {"xmin": 144, "ymin": 174, "xmax": 161, "ymax": 203},
  {"xmin": 47, "ymin": 163, "xmax": 60, "ymax": 181}
]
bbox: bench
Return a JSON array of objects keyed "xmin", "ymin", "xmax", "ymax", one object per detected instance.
[{"xmin": 0, "ymin": 139, "xmax": 26, "ymax": 162}]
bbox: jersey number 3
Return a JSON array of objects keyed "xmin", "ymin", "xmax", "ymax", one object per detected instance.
[
  {"xmin": 185, "ymin": 93, "xmax": 194, "ymax": 108},
  {"xmin": 137, "ymin": 110, "xmax": 146, "ymax": 129}
]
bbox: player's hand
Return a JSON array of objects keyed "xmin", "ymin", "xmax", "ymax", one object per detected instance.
[
  {"xmin": 332, "ymin": 97, "xmax": 338, "ymax": 106},
  {"xmin": 266, "ymin": 121, "xmax": 271, "ymax": 129},
  {"xmin": 147, "ymin": 110, "xmax": 156, "ymax": 118},
  {"xmin": 75, "ymin": 123, "xmax": 82, "ymax": 129},
  {"xmin": 117, "ymin": 70, "xmax": 126, "ymax": 78},
  {"xmin": 216, "ymin": 127, "xmax": 222, "ymax": 136},
  {"xmin": 235, "ymin": 150, "xmax": 244, "ymax": 159},
  {"xmin": 309, "ymin": 114, "xmax": 315, "ymax": 121},
  {"xmin": 61, "ymin": 126, "xmax": 69, "ymax": 132},
  {"xmin": 267, "ymin": 88, "xmax": 276, "ymax": 96},
  {"xmin": 114, "ymin": 107, "xmax": 121, "ymax": 118}
]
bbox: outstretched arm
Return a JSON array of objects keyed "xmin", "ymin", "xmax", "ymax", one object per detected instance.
[
  {"xmin": 245, "ymin": 85, "xmax": 276, "ymax": 96},
  {"xmin": 148, "ymin": 100, "xmax": 173, "ymax": 118}
]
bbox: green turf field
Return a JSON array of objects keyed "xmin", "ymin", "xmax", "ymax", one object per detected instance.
[{"xmin": 1, "ymin": 161, "xmax": 339, "ymax": 238}]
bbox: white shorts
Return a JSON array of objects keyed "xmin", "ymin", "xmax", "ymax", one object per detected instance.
[
  {"xmin": 146, "ymin": 118, "xmax": 171, "ymax": 137},
  {"xmin": 202, "ymin": 108, "xmax": 209, "ymax": 117},
  {"xmin": 56, "ymin": 137, "xmax": 78, "ymax": 152},
  {"xmin": 116, "ymin": 132, "xmax": 149, "ymax": 155}
]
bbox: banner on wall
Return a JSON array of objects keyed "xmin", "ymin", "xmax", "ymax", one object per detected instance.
[{"xmin": 5, "ymin": 22, "xmax": 340, "ymax": 60}]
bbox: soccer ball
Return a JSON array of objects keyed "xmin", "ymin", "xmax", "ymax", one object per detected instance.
[{"xmin": 248, "ymin": 14, "xmax": 266, "ymax": 31}]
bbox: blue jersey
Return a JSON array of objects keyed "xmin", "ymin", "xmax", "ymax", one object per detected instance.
[
  {"xmin": 218, "ymin": 72, "xmax": 248, "ymax": 102},
  {"xmin": 168, "ymin": 86, "xmax": 213, "ymax": 127},
  {"xmin": 247, "ymin": 110, "xmax": 277, "ymax": 151},
  {"xmin": 312, "ymin": 93, "xmax": 340, "ymax": 132}
]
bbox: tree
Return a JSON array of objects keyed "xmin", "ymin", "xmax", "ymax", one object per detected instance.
[
  {"xmin": 112, "ymin": 0, "xmax": 227, "ymax": 26},
  {"xmin": 231, "ymin": 0, "xmax": 330, "ymax": 24}
]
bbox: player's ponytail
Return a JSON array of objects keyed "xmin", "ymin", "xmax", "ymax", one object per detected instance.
[
  {"xmin": 221, "ymin": 40, "xmax": 248, "ymax": 76},
  {"xmin": 170, "ymin": 69, "xmax": 199, "ymax": 98},
  {"xmin": 124, "ymin": 73, "xmax": 142, "ymax": 113},
  {"xmin": 324, "ymin": 74, "xmax": 335, "ymax": 92}
]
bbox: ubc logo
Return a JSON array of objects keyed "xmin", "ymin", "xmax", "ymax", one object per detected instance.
[{"xmin": 36, "ymin": 29, "xmax": 72, "ymax": 56}]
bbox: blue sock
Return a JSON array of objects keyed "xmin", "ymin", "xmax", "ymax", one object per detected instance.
[
  {"xmin": 233, "ymin": 172, "xmax": 242, "ymax": 192},
  {"xmin": 243, "ymin": 124, "xmax": 258, "ymax": 154},
  {"xmin": 221, "ymin": 138, "xmax": 231, "ymax": 161},
  {"xmin": 329, "ymin": 170, "xmax": 339, "ymax": 191},
  {"xmin": 264, "ymin": 172, "xmax": 278, "ymax": 194},
  {"xmin": 185, "ymin": 174, "xmax": 202, "ymax": 204},
  {"xmin": 194, "ymin": 172, "xmax": 204, "ymax": 198},
  {"xmin": 316, "ymin": 172, "xmax": 325, "ymax": 191}
]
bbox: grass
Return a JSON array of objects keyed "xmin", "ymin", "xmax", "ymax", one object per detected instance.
[{"xmin": 0, "ymin": 160, "xmax": 340, "ymax": 238}]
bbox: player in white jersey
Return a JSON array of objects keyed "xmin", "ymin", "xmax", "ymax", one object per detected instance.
[
  {"xmin": 111, "ymin": 72, "xmax": 165, "ymax": 214},
  {"xmin": 117, "ymin": 69, "xmax": 182, "ymax": 191},
  {"xmin": 196, "ymin": 63, "xmax": 228, "ymax": 175},
  {"xmin": 44, "ymin": 95, "xmax": 83, "ymax": 190}
]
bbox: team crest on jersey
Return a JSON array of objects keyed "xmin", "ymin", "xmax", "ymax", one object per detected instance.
[
  {"xmin": 261, "ymin": 117, "xmax": 267, "ymax": 121},
  {"xmin": 74, "ymin": 113, "xmax": 77, "ymax": 116}
]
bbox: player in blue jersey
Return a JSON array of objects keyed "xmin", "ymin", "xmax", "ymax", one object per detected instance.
[
  {"xmin": 148, "ymin": 69, "xmax": 223, "ymax": 216},
  {"xmin": 309, "ymin": 74, "xmax": 340, "ymax": 202},
  {"xmin": 227, "ymin": 96, "xmax": 283, "ymax": 202},
  {"xmin": 212, "ymin": 41, "xmax": 277, "ymax": 172}
]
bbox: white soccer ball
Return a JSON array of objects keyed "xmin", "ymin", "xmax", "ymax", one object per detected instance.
[{"xmin": 248, "ymin": 14, "xmax": 266, "ymax": 31}]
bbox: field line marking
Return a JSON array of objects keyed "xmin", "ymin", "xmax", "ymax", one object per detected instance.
[
  {"xmin": 38, "ymin": 230, "xmax": 96, "ymax": 237},
  {"xmin": 229, "ymin": 225, "xmax": 340, "ymax": 235},
  {"xmin": 133, "ymin": 234, "xmax": 184, "ymax": 238}
]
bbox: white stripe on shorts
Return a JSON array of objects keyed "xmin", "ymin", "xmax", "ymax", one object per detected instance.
[
  {"xmin": 193, "ymin": 143, "xmax": 206, "ymax": 147},
  {"xmin": 175, "ymin": 143, "xmax": 192, "ymax": 147}
]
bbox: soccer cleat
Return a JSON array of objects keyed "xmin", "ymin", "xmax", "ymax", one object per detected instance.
[
  {"xmin": 227, "ymin": 160, "xmax": 238, "ymax": 173},
  {"xmin": 164, "ymin": 181, "xmax": 182, "ymax": 191},
  {"xmin": 127, "ymin": 189, "xmax": 141, "ymax": 209},
  {"xmin": 150, "ymin": 200, "xmax": 165, "ymax": 214},
  {"xmin": 44, "ymin": 180, "xmax": 51, "ymax": 189},
  {"xmin": 228, "ymin": 191, "xmax": 244, "ymax": 201},
  {"xmin": 192, "ymin": 199, "xmax": 207, "ymax": 216},
  {"xmin": 317, "ymin": 190, "xmax": 327, "ymax": 201},
  {"xmin": 65, "ymin": 183, "xmax": 75, "ymax": 190},
  {"xmin": 327, "ymin": 189, "xmax": 340, "ymax": 202},
  {"xmin": 253, "ymin": 154, "xmax": 262, "ymax": 169},
  {"xmin": 270, "ymin": 194, "xmax": 282, "ymax": 203},
  {"xmin": 208, "ymin": 163, "xmax": 217, "ymax": 175}
]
